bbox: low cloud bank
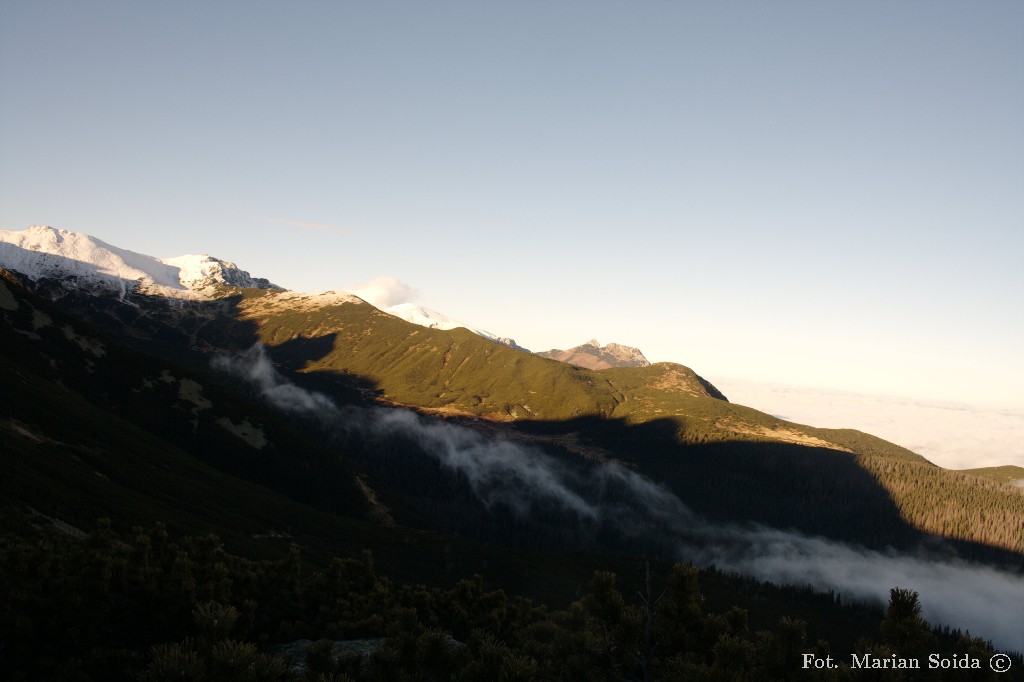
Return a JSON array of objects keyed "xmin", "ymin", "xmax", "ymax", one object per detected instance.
[
  {"xmin": 710, "ymin": 378, "xmax": 1024, "ymax": 470},
  {"xmin": 215, "ymin": 345, "xmax": 1024, "ymax": 651},
  {"xmin": 685, "ymin": 525, "xmax": 1024, "ymax": 652},
  {"xmin": 213, "ymin": 346, "xmax": 691, "ymax": 539}
]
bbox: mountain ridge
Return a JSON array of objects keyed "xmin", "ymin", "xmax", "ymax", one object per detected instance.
[
  {"xmin": 0, "ymin": 225, "xmax": 281, "ymax": 298},
  {"xmin": 3, "ymin": 226, "xmax": 1023, "ymax": 561}
]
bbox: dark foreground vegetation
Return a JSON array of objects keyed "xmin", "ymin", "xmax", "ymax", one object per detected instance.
[
  {"xmin": 3, "ymin": 521, "xmax": 1019, "ymax": 681},
  {"xmin": 2, "ymin": 271, "xmax": 1023, "ymax": 680}
]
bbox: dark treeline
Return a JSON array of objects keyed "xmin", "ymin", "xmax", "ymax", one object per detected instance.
[
  {"xmin": 337, "ymin": 415, "xmax": 1024, "ymax": 570},
  {"xmin": 2, "ymin": 521, "xmax": 1018, "ymax": 681}
]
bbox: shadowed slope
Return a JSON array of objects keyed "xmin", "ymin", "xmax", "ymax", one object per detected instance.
[{"xmin": 6, "ymin": 269, "xmax": 1023, "ymax": 559}]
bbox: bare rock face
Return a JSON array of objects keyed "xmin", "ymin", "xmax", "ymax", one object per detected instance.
[
  {"xmin": 536, "ymin": 339, "xmax": 650, "ymax": 370},
  {"xmin": 494, "ymin": 336, "xmax": 530, "ymax": 352}
]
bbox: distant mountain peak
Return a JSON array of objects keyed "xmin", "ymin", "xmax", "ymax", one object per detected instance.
[{"xmin": 537, "ymin": 339, "xmax": 650, "ymax": 370}]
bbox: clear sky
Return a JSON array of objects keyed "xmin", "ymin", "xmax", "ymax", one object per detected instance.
[{"xmin": 2, "ymin": 0, "xmax": 1022, "ymax": 408}]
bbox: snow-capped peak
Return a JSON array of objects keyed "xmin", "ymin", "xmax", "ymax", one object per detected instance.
[
  {"xmin": 1, "ymin": 225, "xmax": 525, "ymax": 350},
  {"xmin": 1, "ymin": 225, "xmax": 184, "ymax": 290},
  {"xmin": 383, "ymin": 302, "xmax": 528, "ymax": 351},
  {"xmin": 162, "ymin": 254, "xmax": 279, "ymax": 291},
  {"xmin": 0, "ymin": 226, "xmax": 279, "ymax": 298},
  {"xmin": 384, "ymin": 302, "xmax": 471, "ymax": 332}
]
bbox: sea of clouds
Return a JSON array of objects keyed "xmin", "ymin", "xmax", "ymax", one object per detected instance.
[{"xmin": 709, "ymin": 377, "xmax": 1024, "ymax": 471}]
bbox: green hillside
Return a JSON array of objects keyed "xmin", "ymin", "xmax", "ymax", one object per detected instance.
[
  {"xmin": 12, "ymin": 277, "xmax": 1023, "ymax": 559},
  {"xmin": 235, "ymin": 292, "xmax": 1024, "ymax": 552},
  {"xmin": 238, "ymin": 290, "xmax": 675, "ymax": 420},
  {"xmin": 960, "ymin": 465, "xmax": 1024, "ymax": 485},
  {"xmin": 229, "ymin": 292, "xmax": 1024, "ymax": 555},
  {"xmin": 233, "ymin": 290, "xmax": 928, "ymax": 463},
  {"xmin": 13, "ymin": 274, "xmax": 1015, "ymax": 680}
]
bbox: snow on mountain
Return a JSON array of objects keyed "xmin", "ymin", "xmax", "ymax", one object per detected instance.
[
  {"xmin": 383, "ymin": 302, "xmax": 529, "ymax": 351},
  {"xmin": 1, "ymin": 225, "xmax": 525, "ymax": 349},
  {"xmin": 162, "ymin": 254, "xmax": 279, "ymax": 291},
  {"xmin": 0, "ymin": 226, "xmax": 279, "ymax": 298},
  {"xmin": 384, "ymin": 303, "xmax": 472, "ymax": 332},
  {"xmin": 0, "ymin": 225, "xmax": 183, "ymax": 292}
]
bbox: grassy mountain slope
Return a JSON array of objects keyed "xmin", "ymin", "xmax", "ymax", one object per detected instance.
[
  {"xmin": 5, "ymin": 273, "xmax": 940, "ymax": 676},
  {"xmin": 237, "ymin": 290, "xmax": 654, "ymax": 420},
  {"xmin": 7, "ymin": 277, "xmax": 1024, "ymax": 558},
  {"xmin": 960, "ymin": 465, "xmax": 1024, "ymax": 485},
  {"xmin": 235, "ymin": 291, "xmax": 929, "ymax": 463},
  {"xmin": 239, "ymin": 292, "xmax": 1024, "ymax": 557}
]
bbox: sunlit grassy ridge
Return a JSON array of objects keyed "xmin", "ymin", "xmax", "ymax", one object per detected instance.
[
  {"xmin": 960, "ymin": 465, "xmax": 1024, "ymax": 485},
  {"xmin": 217, "ymin": 288, "xmax": 1024, "ymax": 557},
  {"xmin": 237, "ymin": 291, "xmax": 931, "ymax": 460},
  {"xmin": 237, "ymin": 291, "xmax": 718, "ymax": 420}
]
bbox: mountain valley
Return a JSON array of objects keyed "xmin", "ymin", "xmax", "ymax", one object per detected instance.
[{"xmin": 2, "ymin": 225, "xmax": 1023, "ymax": 679}]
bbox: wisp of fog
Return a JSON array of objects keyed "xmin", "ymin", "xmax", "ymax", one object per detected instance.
[{"xmin": 213, "ymin": 344, "xmax": 1024, "ymax": 651}]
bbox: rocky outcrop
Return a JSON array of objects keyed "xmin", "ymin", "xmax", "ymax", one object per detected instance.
[{"xmin": 536, "ymin": 339, "xmax": 650, "ymax": 370}]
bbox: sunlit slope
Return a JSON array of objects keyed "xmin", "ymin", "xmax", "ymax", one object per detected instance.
[
  {"xmin": 236, "ymin": 290, "xmax": 723, "ymax": 420},
  {"xmin": 853, "ymin": 457, "xmax": 1024, "ymax": 554},
  {"xmin": 235, "ymin": 290, "xmax": 929, "ymax": 459},
  {"xmin": 232, "ymin": 290, "xmax": 1024, "ymax": 556},
  {"xmin": 959, "ymin": 465, "xmax": 1024, "ymax": 485}
]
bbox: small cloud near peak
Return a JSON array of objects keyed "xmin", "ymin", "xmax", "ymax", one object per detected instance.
[{"xmin": 345, "ymin": 276, "xmax": 418, "ymax": 308}]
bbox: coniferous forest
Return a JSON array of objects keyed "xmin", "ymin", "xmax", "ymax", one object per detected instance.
[
  {"xmin": 1, "ymin": 268, "xmax": 1023, "ymax": 680},
  {"xmin": 3, "ymin": 519, "xmax": 1019, "ymax": 681}
]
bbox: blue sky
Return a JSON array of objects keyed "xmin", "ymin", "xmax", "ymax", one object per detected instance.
[{"xmin": 2, "ymin": 0, "xmax": 1022, "ymax": 408}]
